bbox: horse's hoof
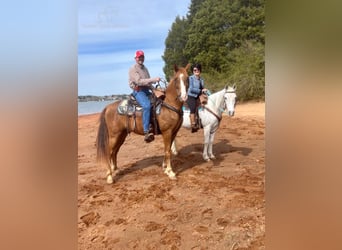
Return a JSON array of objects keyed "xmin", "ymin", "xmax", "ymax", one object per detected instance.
[
  {"xmin": 210, "ymin": 156, "xmax": 216, "ymax": 160},
  {"xmin": 168, "ymin": 175, "xmax": 177, "ymax": 180},
  {"xmin": 164, "ymin": 169, "xmax": 177, "ymax": 180},
  {"xmin": 106, "ymin": 176, "xmax": 113, "ymax": 184},
  {"xmin": 204, "ymin": 158, "xmax": 211, "ymax": 162}
]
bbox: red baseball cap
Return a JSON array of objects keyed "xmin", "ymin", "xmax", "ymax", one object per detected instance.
[{"xmin": 135, "ymin": 50, "xmax": 144, "ymax": 58}]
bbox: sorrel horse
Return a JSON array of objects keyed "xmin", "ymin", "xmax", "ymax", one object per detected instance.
[
  {"xmin": 171, "ymin": 85, "xmax": 237, "ymax": 161},
  {"xmin": 96, "ymin": 64, "xmax": 190, "ymax": 184}
]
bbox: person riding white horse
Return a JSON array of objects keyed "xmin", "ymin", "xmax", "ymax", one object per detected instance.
[{"xmin": 186, "ymin": 63, "xmax": 208, "ymax": 133}]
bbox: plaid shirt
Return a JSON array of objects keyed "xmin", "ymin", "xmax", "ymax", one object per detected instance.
[{"xmin": 128, "ymin": 63, "xmax": 158, "ymax": 90}]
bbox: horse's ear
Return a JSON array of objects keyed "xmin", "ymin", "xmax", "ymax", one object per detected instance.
[
  {"xmin": 232, "ymin": 83, "xmax": 236, "ymax": 90},
  {"xmin": 174, "ymin": 64, "xmax": 179, "ymax": 72},
  {"xmin": 225, "ymin": 84, "xmax": 228, "ymax": 90},
  {"xmin": 185, "ymin": 63, "xmax": 191, "ymax": 71}
]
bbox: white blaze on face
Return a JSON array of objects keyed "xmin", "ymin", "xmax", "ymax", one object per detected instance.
[
  {"xmin": 225, "ymin": 90, "xmax": 237, "ymax": 116},
  {"xmin": 179, "ymin": 73, "xmax": 187, "ymax": 101}
]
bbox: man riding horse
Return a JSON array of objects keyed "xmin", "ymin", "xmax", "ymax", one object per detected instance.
[{"xmin": 128, "ymin": 50, "xmax": 160, "ymax": 143}]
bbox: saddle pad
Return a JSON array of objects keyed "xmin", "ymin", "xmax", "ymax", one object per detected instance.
[
  {"xmin": 117, "ymin": 99, "xmax": 142, "ymax": 115},
  {"xmin": 117, "ymin": 100, "xmax": 128, "ymax": 114},
  {"xmin": 182, "ymin": 106, "xmax": 190, "ymax": 111}
]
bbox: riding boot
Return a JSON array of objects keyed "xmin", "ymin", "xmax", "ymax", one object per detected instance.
[
  {"xmin": 190, "ymin": 114, "xmax": 198, "ymax": 133},
  {"xmin": 144, "ymin": 132, "xmax": 154, "ymax": 143}
]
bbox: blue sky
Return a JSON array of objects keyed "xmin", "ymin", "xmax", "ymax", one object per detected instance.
[{"xmin": 78, "ymin": 0, "xmax": 191, "ymax": 96}]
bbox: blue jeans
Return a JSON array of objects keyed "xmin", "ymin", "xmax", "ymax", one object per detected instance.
[{"xmin": 132, "ymin": 89, "xmax": 151, "ymax": 133}]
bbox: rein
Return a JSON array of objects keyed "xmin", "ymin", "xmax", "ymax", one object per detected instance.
[
  {"xmin": 204, "ymin": 92, "xmax": 225, "ymax": 121},
  {"xmin": 204, "ymin": 106, "xmax": 222, "ymax": 122},
  {"xmin": 203, "ymin": 105, "xmax": 222, "ymax": 135},
  {"xmin": 205, "ymin": 88, "xmax": 236, "ymax": 120},
  {"xmin": 162, "ymin": 102, "xmax": 184, "ymax": 116}
]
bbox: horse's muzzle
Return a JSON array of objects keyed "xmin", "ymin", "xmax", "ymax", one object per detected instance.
[{"xmin": 228, "ymin": 111, "xmax": 235, "ymax": 116}]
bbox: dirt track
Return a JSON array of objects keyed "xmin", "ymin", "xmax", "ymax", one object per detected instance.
[{"xmin": 78, "ymin": 102, "xmax": 265, "ymax": 249}]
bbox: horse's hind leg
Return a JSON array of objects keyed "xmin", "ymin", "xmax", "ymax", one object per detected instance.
[
  {"xmin": 107, "ymin": 153, "xmax": 117, "ymax": 184},
  {"xmin": 106, "ymin": 132, "xmax": 127, "ymax": 184}
]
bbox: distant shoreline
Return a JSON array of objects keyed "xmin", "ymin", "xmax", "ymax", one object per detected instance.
[
  {"xmin": 78, "ymin": 113, "xmax": 100, "ymax": 118},
  {"xmin": 78, "ymin": 94, "xmax": 129, "ymax": 102}
]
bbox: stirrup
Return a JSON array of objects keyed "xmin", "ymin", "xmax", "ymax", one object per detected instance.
[{"xmin": 144, "ymin": 132, "xmax": 154, "ymax": 143}]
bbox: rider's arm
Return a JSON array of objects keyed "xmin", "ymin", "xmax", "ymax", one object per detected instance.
[
  {"xmin": 129, "ymin": 65, "xmax": 159, "ymax": 87},
  {"xmin": 188, "ymin": 76, "xmax": 202, "ymax": 96}
]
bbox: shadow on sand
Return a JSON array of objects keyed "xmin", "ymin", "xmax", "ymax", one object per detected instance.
[{"xmin": 111, "ymin": 138, "xmax": 252, "ymax": 183}]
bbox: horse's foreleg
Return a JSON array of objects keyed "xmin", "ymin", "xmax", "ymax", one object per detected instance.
[
  {"xmin": 202, "ymin": 127, "xmax": 211, "ymax": 161},
  {"xmin": 162, "ymin": 134, "xmax": 177, "ymax": 180},
  {"xmin": 163, "ymin": 151, "xmax": 176, "ymax": 180},
  {"xmin": 208, "ymin": 132, "xmax": 216, "ymax": 160},
  {"xmin": 171, "ymin": 139, "xmax": 178, "ymax": 155}
]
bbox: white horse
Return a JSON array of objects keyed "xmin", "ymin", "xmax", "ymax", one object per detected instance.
[{"xmin": 171, "ymin": 85, "xmax": 237, "ymax": 161}]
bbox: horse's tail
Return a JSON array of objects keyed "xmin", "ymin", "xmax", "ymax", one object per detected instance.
[{"xmin": 96, "ymin": 107, "xmax": 110, "ymax": 165}]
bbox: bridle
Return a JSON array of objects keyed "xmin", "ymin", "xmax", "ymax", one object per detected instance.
[
  {"xmin": 160, "ymin": 73, "xmax": 187, "ymax": 102},
  {"xmin": 157, "ymin": 77, "xmax": 186, "ymax": 116},
  {"xmin": 203, "ymin": 88, "xmax": 236, "ymax": 133},
  {"xmin": 225, "ymin": 88, "xmax": 237, "ymax": 110}
]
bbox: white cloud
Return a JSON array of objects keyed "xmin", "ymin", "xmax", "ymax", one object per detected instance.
[{"xmin": 78, "ymin": 0, "xmax": 190, "ymax": 95}]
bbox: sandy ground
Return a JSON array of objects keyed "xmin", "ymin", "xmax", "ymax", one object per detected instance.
[{"xmin": 78, "ymin": 101, "xmax": 265, "ymax": 249}]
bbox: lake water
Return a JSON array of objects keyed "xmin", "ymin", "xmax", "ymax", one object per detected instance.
[
  {"xmin": 78, "ymin": 100, "xmax": 116, "ymax": 116},
  {"xmin": 78, "ymin": 99, "xmax": 192, "ymax": 116}
]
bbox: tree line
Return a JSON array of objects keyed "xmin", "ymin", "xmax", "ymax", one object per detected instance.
[{"xmin": 162, "ymin": 0, "xmax": 265, "ymax": 101}]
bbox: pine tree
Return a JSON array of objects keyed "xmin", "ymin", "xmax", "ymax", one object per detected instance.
[{"xmin": 163, "ymin": 0, "xmax": 265, "ymax": 100}]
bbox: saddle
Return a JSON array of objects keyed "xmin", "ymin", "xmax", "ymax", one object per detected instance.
[{"xmin": 117, "ymin": 88, "xmax": 165, "ymax": 135}]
